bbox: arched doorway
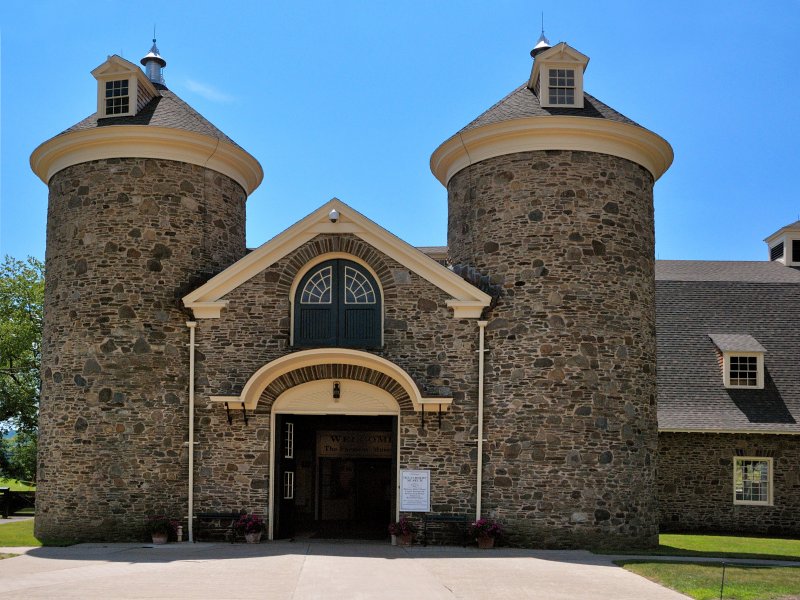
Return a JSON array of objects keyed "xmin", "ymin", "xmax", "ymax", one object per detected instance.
[{"xmin": 269, "ymin": 379, "xmax": 401, "ymax": 540}]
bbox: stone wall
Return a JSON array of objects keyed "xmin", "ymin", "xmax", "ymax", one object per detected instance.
[
  {"xmin": 658, "ymin": 432, "xmax": 800, "ymax": 535},
  {"xmin": 37, "ymin": 158, "xmax": 246, "ymax": 542},
  {"xmin": 192, "ymin": 233, "xmax": 481, "ymax": 527},
  {"xmin": 447, "ymin": 150, "xmax": 659, "ymax": 549}
]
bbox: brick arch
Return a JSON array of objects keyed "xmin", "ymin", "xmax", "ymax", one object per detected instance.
[
  {"xmin": 275, "ymin": 234, "xmax": 397, "ymax": 301},
  {"xmin": 258, "ymin": 364, "xmax": 413, "ymax": 411}
]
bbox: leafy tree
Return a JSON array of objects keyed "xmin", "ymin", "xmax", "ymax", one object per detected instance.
[
  {"xmin": 0, "ymin": 256, "xmax": 43, "ymax": 437},
  {"xmin": 1, "ymin": 430, "xmax": 37, "ymax": 481}
]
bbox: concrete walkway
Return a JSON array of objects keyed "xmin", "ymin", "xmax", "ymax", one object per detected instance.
[{"xmin": 0, "ymin": 540, "xmax": 691, "ymax": 599}]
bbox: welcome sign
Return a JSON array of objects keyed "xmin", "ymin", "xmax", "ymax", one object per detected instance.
[{"xmin": 317, "ymin": 431, "xmax": 393, "ymax": 458}]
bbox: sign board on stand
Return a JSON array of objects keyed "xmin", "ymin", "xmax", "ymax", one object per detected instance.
[{"xmin": 399, "ymin": 469, "xmax": 430, "ymax": 512}]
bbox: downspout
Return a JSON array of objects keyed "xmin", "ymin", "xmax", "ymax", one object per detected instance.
[
  {"xmin": 476, "ymin": 320, "xmax": 488, "ymax": 520},
  {"xmin": 186, "ymin": 321, "xmax": 197, "ymax": 542}
]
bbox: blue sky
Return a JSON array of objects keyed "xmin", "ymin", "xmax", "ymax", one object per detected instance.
[{"xmin": 1, "ymin": 1, "xmax": 798, "ymax": 262}]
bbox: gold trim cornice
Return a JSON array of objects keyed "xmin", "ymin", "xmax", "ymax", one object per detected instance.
[
  {"xmin": 30, "ymin": 125, "xmax": 263, "ymax": 195},
  {"xmin": 430, "ymin": 116, "xmax": 673, "ymax": 186}
]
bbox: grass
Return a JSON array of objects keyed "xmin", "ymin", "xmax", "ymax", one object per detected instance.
[
  {"xmin": 0, "ymin": 553, "xmax": 19, "ymax": 560},
  {"xmin": 620, "ymin": 560, "xmax": 800, "ymax": 600},
  {"xmin": 0, "ymin": 519, "xmax": 41, "ymax": 547},
  {"xmin": 0, "ymin": 477, "xmax": 35, "ymax": 491},
  {"xmin": 605, "ymin": 533, "xmax": 800, "ymax": 562}
]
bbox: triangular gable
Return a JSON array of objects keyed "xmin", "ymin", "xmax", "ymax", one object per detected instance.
[
  {"xmin": 183, "ymin": 198, "xmax": 492, "ymax": 319},
  {"xmin": 91, "ymin": 55, "xmax": 158, "ymax": 99},
  {"xmin": 530, "ymin": 42, "xmax": 590, "ymax": 90}
]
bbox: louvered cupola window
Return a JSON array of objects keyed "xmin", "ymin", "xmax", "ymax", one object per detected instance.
[{"xmin": 294, "ymin": 259, "xmax": 381, "ymax": 348}]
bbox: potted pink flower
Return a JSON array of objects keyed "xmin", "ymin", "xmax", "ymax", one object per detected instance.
[
  {"xmin": 388, "ymin": 517, "xmax": 417, "ymax": 546},
  {"xmin": 468, "ymin": 518, "xmax": 503, "ymax": 549},
  {"xmin": 146, "ymin": 515, "xmax": 178, "ymax": 545},
  {"xmin": 234, "ymin": 513, "xmax": 265, "ymax": 543}
]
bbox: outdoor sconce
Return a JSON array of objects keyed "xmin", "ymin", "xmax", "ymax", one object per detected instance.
[{"xmin": 333, "ymin": 381, "xmax": 341, "ymax": 400}]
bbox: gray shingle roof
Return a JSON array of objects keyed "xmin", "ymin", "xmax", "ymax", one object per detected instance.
[
  {"xmin": 59, "ymin": 85, "xmax": 241, "ymax": 149},
  {"xmin": 459, "ymin": 84, "xmax": 640, "ymax": 134},
  {"xmin": 656, "ymin": 261, "xmax": 800, "ymax": 433},
  {"xmin": 656, "ymin": 260, "xmax": 800, "ymax": 283},
  {"xmin": 708, "ymin": 333, "xmax": 766, "ymax": 353}
]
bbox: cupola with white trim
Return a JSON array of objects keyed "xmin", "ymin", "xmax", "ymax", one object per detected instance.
[
  {"xmin": 140, "ymin": 38, "xmax": 167, "ymax": 85},
  {"xmin": 765, "ymin": 220, "xmax": 800, "ymax": 266}
]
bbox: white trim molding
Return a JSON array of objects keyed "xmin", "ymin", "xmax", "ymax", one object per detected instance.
[
  {"xmin": 182, "ymin": 198, "xmax": 492, "ymax": 319},
  {"xmin": 660, "ymin": 428, "xmax": 800, "ymax": 436},
  {"xmin": 30, "ymin": 125, "xmax": 263, "ymax": 195},
  {"xmin": 430, "ymin": 115, "xmax": 673, "ymax": 186},
  {"xmin": 211, "ymin": 348, "xmax": 453, "ymax": 412}
]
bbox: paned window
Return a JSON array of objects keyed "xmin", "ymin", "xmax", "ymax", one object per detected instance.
[
  {"xmin": 344, "ymin": 266, "xmax": 377, "ymax": 304},
  {"xmin": 792, "ymin": 240, "xmax": 800, "ymax": 263},
  {"xmin": 105, "ymin": 79, "xmax": 130, "ymax": 115},
  {"xmin": 294, "ymin": 259, "xmax": 381, "ymax": 348},
  {"xmin": 734, "ymin": 457, "xmax": 772, "ymax": 505},
  {"xmin": 548, "ymin": 68, "xmax": 575, "ymax": 105},
  {"xmin": 284, "ymin": 422, "xmax": 294, "ymax": 459},
  {"xmin": 729, "ymin": 355, "xmax": 758, "ymax": 387},
  {"xmin": 283, "ymin": 471, "xmax": 295, "ymax": 500},
  {"xmin": 300, "ymin": 266, "xmax": 333, "ymax": 304}
]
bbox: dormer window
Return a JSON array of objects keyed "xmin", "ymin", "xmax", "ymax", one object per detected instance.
[
  {"xmin": 764, "ymin": 220, "xmax": 800, "ymax": 265},
  {"xmin": 105, "ymin": 80, "xmax": 130, "ymax": 115},
  {"xmin": 548, "ymin": 69, "xmax": 575, "ymax": 104},
  {"xmin": 528, "ymin": 42, "xmax": 589, "ymax": 109},
  {"xmin": 709, "ymin": 334, "xmax": 766, "ymax": 389},
  {"xmin": 91, "ymin": 54, "xmax": 160, "ymax": 119}
]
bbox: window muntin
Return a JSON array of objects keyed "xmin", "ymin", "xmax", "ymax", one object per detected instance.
[
  {"xmin": 729, "ymin": 355, "xmax": 758, "ymax": 387},
  {"xmin": 548, "ymin": 68, "xmax": 575, "ymax": 105},
  {"xmin": 300, "ymin": 266, "xmax": 333, "ymax": 304},
  {"xmin": 734, "ymin": 457, "xmax": 772, "ymax": 505},
  {"xmin": 105, "ymin": 80, "xmax": 130, "ymax": 115},
  {"xmin": 344, "ymin": 266, "xmax": 376, "ymax": 304}
]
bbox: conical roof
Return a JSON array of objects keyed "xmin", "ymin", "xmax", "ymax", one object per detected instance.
[{"xmin": 58, "ymin": 85, "xmax": 242, "ymax": 150}]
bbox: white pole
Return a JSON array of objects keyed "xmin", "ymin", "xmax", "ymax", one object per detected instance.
[
  {"xmin": 476, "ymin": 320, "xmax": 488, "ymax": 521},
  {"xmin": 186, "ymin": 321, "xmax": 197, "ymax": 542}
]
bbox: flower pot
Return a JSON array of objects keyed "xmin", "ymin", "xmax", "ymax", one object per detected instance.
[
  {"xmin": 151, "ymin": 533, "xmax": 169, "ymax": 545},
  {"xmin": 477, "ymin": 534, "xmax": 495, "ymax": 549},
  {"xmin": 397, "ymin": 532, "xmax": 413, "ymax": 546},
  {"xmin": 245, "ymin": 531, "xmax": 263, "ymax": 544}
]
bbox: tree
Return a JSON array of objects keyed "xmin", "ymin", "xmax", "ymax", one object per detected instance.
[{"xmin": 0, "ymin": 256, "xmax": 43, "ymax": 436}]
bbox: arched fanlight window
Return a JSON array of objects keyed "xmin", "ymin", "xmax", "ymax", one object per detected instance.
[{"xmin": 294, "ymin": 259, "xmax": 381, "ymax": 348}]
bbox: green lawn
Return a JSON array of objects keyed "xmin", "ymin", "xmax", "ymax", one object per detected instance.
[
  {"xmin": 0, "ymin": 519, "xmax": 41, "ymax": 547},
  {"xmin": 620, "ymin": 561, "xmax": 800, "ymax": 600},
  {"xmin": 606, "ymin": 534, "xmax": 800, "ymax": 562},
  {"xmin": 0, "ymin": 477, "xmax": 35, "ymax": 491}
]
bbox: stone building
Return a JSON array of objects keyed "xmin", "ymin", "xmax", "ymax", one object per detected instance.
[{"xmin": 29, "ymin": 36, "xmax": 797, "ymax": 548}]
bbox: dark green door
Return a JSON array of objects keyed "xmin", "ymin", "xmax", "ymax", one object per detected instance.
[{"xmin": 294, "ymin": 259, "xmax": 381, "ymax": 348}]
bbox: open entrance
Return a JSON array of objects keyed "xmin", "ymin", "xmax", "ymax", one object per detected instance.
[{"xmin": 274, "ymin": 414, "xmax": 396, "ymax": 540}]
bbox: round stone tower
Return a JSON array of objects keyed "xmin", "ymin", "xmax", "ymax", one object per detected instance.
[
  {"xmin": 30, "ymin": 45, "xmax": 262, "ymax": 542},
  {"xmin": 431, "ymin": 40, "xmax": 672, "ymax": 549}
]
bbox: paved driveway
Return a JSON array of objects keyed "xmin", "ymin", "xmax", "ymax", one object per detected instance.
[{"xmin": 0, "ymin": 541, "xmax": 688, "ymax": 599}]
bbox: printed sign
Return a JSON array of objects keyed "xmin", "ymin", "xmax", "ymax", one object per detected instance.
[
  {"xmin": 316, "ymin": 431, "xmax": 393, "ymax": 459},
  {"xmin": 399, "ymin": 469, "xmax": 431, "ymax": 512}
]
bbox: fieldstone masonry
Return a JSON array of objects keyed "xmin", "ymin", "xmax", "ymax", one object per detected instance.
[
  {"xmin": 659, "ymin": 433, "xmax": 800, "ymax": 535},
  {"xmin": 36, "ymin": 158, "xmax": 246, "ymax": 542},
  {"xmin": 448, "ymin": 150, "xmax": 659, "ymax": 548}
]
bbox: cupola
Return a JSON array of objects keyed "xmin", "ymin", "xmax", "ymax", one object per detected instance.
[
  {"xmin": 90, "ymin": 54, "xmax": 160, "ymax": 119},
  {"xmin": 141, "ymin": 38, "xmax": 167, "ymax": 85},
  {"xmin": 765, "ymin": 221, "xmax": 800, "ymax": 266}
]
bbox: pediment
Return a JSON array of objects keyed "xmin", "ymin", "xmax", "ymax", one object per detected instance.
[
  {"xmin": 183, "ymin": 198, "xmax": 492, "ymax": 319},
  {"xmin": 90, "ymin": 55, "xmax": 158, "ymax": 98},
  {"xmin": 535, "ymin": 42, "xmax": 590, "ymax": 68}
]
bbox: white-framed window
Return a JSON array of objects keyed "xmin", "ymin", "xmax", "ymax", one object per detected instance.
[
  {"xmin": 548, "ymin": 68, "xmax": 576, "ymax": 105},
  {"xmin": 105, "ymin": 79, "xmax": 130, "ymax": 115},
  {"xmin": 733, "ymin": 457, "xmax": 773, "ymax": 505},
  {"xmin": 723, "ymin": 353, "xmax": 764, "ymax": 389}
]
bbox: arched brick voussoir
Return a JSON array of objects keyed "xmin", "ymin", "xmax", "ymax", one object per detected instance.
[
  {"xmin": 275, "ymin": 234, "xmax": 397, "ymax": 299},
  {"xmin": 256, "ymin": 363, "xmax": 413, "ymax": 414}
]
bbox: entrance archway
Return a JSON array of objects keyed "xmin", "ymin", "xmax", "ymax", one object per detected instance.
[{"xmin": 269, "ymin": 379, "xmax": 401, "ymax": 540}]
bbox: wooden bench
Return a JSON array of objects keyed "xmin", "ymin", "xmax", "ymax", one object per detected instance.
[
  {"xmin": 421, "ymin": 514, "xmax": 470, "ymax": 546},
  {"xmin": 193, "ymin": 512, "xmax": 243, "ymax": 543}
]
